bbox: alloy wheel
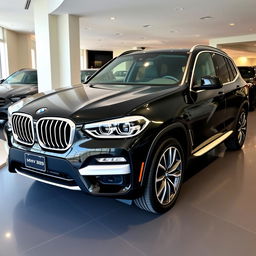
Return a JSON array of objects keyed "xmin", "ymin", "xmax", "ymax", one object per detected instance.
[
  {"xmin": 155, "ymin": 146, "xmax": 182, "ymax": 205},
  {"xmin": 238, "ymin": 112, "xmax": 247, "ymax": 145}
]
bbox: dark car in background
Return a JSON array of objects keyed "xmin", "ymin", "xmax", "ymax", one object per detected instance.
[
  {"xmin": 81, "ymin": 69, "xmax": 98, "ymax": 83},
  {"xmin": 0, "ymin": 69, "xmax": 38, "ymax": 121},
  {"xmin": 238, "ymin": 66, "xmax": 256, "ymax": 110},
  {"xmin": 6, "ymin": 45, "xmax": 248, "ymax": 214}
]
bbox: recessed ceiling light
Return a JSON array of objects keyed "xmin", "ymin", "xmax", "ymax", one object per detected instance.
[
  {"xmin": 229, "ymin": 23, "xmax": 235, "ymax": 26},
  {"xmin": 200, "ymin": 16, "xmax": 213, "ymax": 20},
  {"xmin": 110, "ymin": 17, "xmax": 116, "ymax": 21},
  {"xmin": 174, "ymin": 7, "xmax": 184, "ymax": 11},
  {"xmin": 143, "ymin": 24, "xmax": 152, "ymax": 28}
]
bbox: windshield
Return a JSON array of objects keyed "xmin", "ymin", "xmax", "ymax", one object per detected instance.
[
  {"xmin": 3, "ymin": 70, "xmax": 38, "ymax": 85},
  {"xmin": 89, "ymin": 52, "xmax": 188, "ymax": 85},
  {"xmin": 238, "ymin": 67, "xmax": 255, "ymax": 79}
]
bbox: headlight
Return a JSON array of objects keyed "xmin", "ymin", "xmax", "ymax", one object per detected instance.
[{"xmin": 82, "ymin": 116, "xmax": 150, "ymax": 138}]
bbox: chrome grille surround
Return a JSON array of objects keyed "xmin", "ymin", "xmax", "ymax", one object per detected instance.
[
  {"xmin": 36, "ymin": 117, "xmax": 75, "ymax": 151},
  {"xmin": 11, "ymin": 113, "xmax": 35, "ymax": 146},
  {"xmin": 0, "ymin": 98, "xmax": 5, "ymax": 106}
]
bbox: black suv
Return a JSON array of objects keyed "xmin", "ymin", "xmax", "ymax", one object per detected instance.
[
  {"xmin": 238, "ymin": 66, "xmax": 256, "ymax": 110},
  {"xmin": 6, "ymin": 45, "xmax": 248, "ymax": 214}
]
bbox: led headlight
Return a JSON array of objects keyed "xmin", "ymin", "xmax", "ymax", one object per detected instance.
[{"xmin": 82, "ymin": 116, "xmax": 150, "ymax": 138}]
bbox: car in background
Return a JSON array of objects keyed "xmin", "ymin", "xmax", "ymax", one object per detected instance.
[
  {"xmin": 238, "ymin": 66, "xmax": 256, "ymax": 110},
  {"xmin": 81, "ymin": 69, "xmax": 98, "ymax": 83},
  {"xmin": 0, "ymin": 68, "xmax": 38, "ymax": 121}
]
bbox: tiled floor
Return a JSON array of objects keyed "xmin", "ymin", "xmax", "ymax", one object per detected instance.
[{"xmin": 1, "ymin": 112, "xmax": 256, "ymax": 256}]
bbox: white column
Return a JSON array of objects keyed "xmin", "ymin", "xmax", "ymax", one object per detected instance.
[
  {"xmin": 33, "ymin": 0, "xmax": 80, "ymax": 92},
  {"xmin": 57, "ymin": 14, "xmax": 80, "ymax": 87}
]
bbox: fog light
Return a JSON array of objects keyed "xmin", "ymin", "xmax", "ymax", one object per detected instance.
[
  {"xmin": 96, "ymin": 157, "xmax": 126, "ymax": 163},
  {"xmin": 98, "ymin": 175, "xmax": 124, "ymax": 185}
]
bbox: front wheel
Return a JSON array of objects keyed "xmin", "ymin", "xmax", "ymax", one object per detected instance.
[
  {"xmin": 134, "ymin": 138, "xmax": 185, "ymax": 214},
  {"xmin": 225, "ymin": 109, "xmax": 247, "ymax": 150}
]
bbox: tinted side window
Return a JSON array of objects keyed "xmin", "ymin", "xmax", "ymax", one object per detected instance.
[
  {"xmin": 228, "ymin": 59, "xmax": 237, "ymax": 80},
  {"xmin": 225, "ymin": 58, "xmax": 235, "ymax": 81},
  {"xmin": 193, "ymin": 52, "xmax": 216, "ymax": 87},
  {"xmin": 212, "ymin": 54, "xmax": 230, "ymax": 84}
]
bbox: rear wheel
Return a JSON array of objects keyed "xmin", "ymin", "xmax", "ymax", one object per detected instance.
[
  {"xmin": 225, "ymin": 109, "xmax": 247, "ymax": 150},
  {"xmin": 134, "ymin": 138, "xmax": 185, "ymax": 214}
]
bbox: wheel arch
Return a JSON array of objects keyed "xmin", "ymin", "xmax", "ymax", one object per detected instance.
[{"xmin": 141, "ymin": 122, "xmax": 191, "ymax": 187}]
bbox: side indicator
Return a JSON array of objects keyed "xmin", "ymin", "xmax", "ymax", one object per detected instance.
[{"xmin": 138, "ymin": 162, "xmax": 145, "ymax": 182}]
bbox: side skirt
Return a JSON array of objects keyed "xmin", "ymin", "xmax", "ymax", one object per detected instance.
[{"xmin": 192, "ymin": 131, "xmax": 233, "ymax": 157}]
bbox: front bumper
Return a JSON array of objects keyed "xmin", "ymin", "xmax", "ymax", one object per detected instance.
[{"xmin": 9, "ymin": 147, "xmax": 135, "ymax": 197}]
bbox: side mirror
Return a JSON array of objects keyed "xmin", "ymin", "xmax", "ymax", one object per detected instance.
[
  {"xmin": 0, "ymin": 79, "xmax": 5, "ymax": 84},
  {"xmin": 194, "ymin": 76, "xmax": 223, "ymax": 90}
]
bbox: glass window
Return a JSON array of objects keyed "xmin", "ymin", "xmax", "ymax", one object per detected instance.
[
  {"xmin": 193, "ymin": 52, "xmax": 216, "ymax": 87},
  {"xmin": 212, "ymin": 54, "xmax": 230, "ymax": 84},
  {"xmin": 228, "ymin": 59, "xmax": 238, "ymax": 79},
  {"xmin": 89, "ymin": 52, "xmax": 188, "ymax": 85},
  {"xmin": 225, "ymin": 58, "xmax": 235, "ymax": 81},
  {"xmin": 3, "ymin": 70, "xmax": 37, "ymax": 85}
]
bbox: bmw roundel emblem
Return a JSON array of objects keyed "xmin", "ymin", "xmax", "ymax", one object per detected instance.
[{"xmin": 36, "ymin": 107, "xmax": 48, "ymax": 115}]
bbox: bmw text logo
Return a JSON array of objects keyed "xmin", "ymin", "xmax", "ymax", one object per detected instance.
[{"xmin": 36, "ymin": 107, "xmax": 48, "ymax": 115}]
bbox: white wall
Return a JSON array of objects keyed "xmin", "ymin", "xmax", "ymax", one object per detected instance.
[{"xmin": 5, "ymin": 29, "xmax": 35, "ymax": 75}]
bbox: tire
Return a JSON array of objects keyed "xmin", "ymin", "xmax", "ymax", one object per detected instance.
[
  {"xmin": 134, "ymin": 138, "xmax": 185, "ymax": 214},
  {"xmin": 225, "ymin": 109, "xmax": 247, "ymax": 150}
]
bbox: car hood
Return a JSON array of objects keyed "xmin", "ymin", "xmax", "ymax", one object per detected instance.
[
  {"xmin": 0, "ymin": 83, "xmax": 38, "ymax": 98},
  {"xmin": 19, "ymin": 83, "xmax": 181, "ymax": 123}
]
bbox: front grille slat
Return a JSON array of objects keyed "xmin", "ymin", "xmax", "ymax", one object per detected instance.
[
  {"xmin": 59, "ymin": 121, "xmax": 64, "ymax": 148},
  {"xmin": 0, "ymin": 98, "xmax": 5, "ymax": 106},
  {"xmin": 11, "ymin": 113, "xmax": 34, "ymax": 146},
  {"xmin": 49, "ymin": 120, "xmax": 55, "ymax": 148},
  {"xmin": 37, "ymin": 117, "xmax": 75, "ymax": 151},
  {"xmin": 18, "ymin": 116, "xmax": 25, "ymax": 142},
  {"xmin": 63, "ymin": 123, "xmax": 68, "ymax": 145},
  {"xmin": 53, "ymin": 121, "xmax": 60, "ymax": 148}
]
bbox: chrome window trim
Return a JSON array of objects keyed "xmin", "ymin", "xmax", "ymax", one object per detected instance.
[
  {"xmin": 11, "ymin": 112, "xmax": 35, "ymax": 146},
  {"xmin": 36, "ymin": 117, "xmax": 76, "ymax": 152},
  {"xmin": 189, "ymin": 50, "xmax": 240, "ymax": 93}
]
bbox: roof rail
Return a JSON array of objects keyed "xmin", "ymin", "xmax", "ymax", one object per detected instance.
[
  {"xmin": 119, "ymin": 49, "xmax": 143, "ymax": 56},
  {"xmin": 190, "ymin": 44, "xmax": 227, "ymax": 55}
]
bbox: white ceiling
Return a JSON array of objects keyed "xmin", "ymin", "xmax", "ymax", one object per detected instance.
[
  {"xmin": 55, "ymin": 0, "xmax": 256, "ymax": 51},
  {"xmin": 0, "ymin": 0, "xmax": 34, "ymax": 33},
  {"xmin": 0, "ymin": 0, "xmax": 256, "ymax": 53}
]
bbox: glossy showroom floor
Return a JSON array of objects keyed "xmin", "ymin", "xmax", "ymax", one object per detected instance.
[{"xmin": 1, "ymin": 113, "xmax": 256, "ymax": 256}]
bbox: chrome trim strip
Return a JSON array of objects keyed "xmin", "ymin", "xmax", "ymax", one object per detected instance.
[
  {"xmin": 11, "ymin": 113, "xmax": 35, "ymax": 146},
  {"xmin": 19, "ymin": 167, "xmax": 74, "ymax": 182},
  {"xmin": 15, "ymin": 169, "xmax": 81, "ymax": 190},
  {"xmin": 79, "ymin": 164, "xmax": 131, "ymax": 176},
  {"xmin": 192, "ymin": 130, "xmax": 233, "ymax": 157}
]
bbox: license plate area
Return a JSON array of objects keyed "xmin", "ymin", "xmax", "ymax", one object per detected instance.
[{"xmin": 25, "ymin": 153, "xmax": 46, "ymax": 172}]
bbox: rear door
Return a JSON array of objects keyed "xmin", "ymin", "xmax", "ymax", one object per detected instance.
[{"xmin": 213, "ymin": 55, "xmax": 245, "ymax": 131}]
